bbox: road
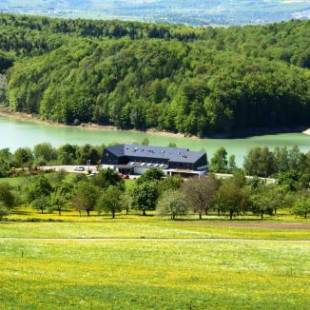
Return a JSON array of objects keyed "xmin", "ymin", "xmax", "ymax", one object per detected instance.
[
  {"xmin": 40, "ymin": 165, "xmax": 276, "ymax": 183},
  {"xmin": 40, "ymin": 165, "xmax": 98, "ymax": 174},
  {"xmin": 40, "ymin": 165, "xmax": 139, "ymax": 179}
]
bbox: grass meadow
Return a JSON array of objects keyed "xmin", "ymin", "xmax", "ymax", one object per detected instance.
[{"xmin": 0, "ymin": 209, "xmax": 309, "ymax": 309}]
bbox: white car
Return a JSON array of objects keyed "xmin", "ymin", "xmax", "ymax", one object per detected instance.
[{"xmin": 74, "ymin": 166, "xmax": 85, "ymax": 172}]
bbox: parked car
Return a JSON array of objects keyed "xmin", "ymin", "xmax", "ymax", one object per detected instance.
[
  {"xmin": 88, "ymin": 173, "xmax": 97, "ymax": 177},
  {"xmin": 118, "ymin": 173, "xmax": 129, "ymax": 179},
  {"xmin": 74, "ymin": 166, "xmax": 85, "ymax": 172}
]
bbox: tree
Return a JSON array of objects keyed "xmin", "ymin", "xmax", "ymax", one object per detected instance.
[
  {"xmin": 215, "ymin": 179, "xmax": 249, "ymax": 220},
  {"xmin": 50, "ymin": 183, "xmax": 72, "ymax": 216},
  {"xmin": 131, "ymin": 181, "xmax": 159, "ymax": 216},
  {"xmin": 244, "ymin": 147, "xmax": 276, "ymax": 177},
  {"xmin": 0, "ymin": 183, "xmax": 15, "ymax": 220},
  {"xmin": 182, "ymin": 175, "xmax": 219, "ymax": 219},
  {"xmin": 250, "ymin": 190, "xmax": 274, "ymax": 219},
  {"xmin": 72, "ymin": 181, "xmax": 99, "ymax": 216},
  {"xmin": 32, "ymin": 196, "xmax": 50, "ymax": 214},
  {"xmin": 0, "ymin": 158, "xmax": 10, "ymax": 177},
  {"xmin": 57, "ymin": 144, "xmax": 78, "ymax": 165},
  {"xmin": 0, "ymin": 203, "xmax": 9, "ymax": 221},
  {"xmin": 293, "ymin": 194, "xmax": 310, "ymax": 219},
  {"xmin": 14, "ymin": 147, "xmax": 33, "ymax": 167},
  {"xmin": 0, "ymin": 148, "xmax": 12, "ymax": 177},
  {"xmin": 288, "ymin": 146, "xmax": 304, "ymax": 172},
  {"xmin": 77, "ymin": 144, "xmax": 101, "ymax": 165},
  {"xmin": 228, "ymin": 154, "xmax": 237, "ymax": 173},
  {"xmin": 159, "ymin": 176, "xmax": 183, "ymax": 192},
  {"xmin": 26, "ymin": 176, "xmax": 53, "ymax": 202},
  {"xmin": 157, "ymin": 190, "xmax": 188, "ymax": 220},
  {"xmin": 137, "ymin": 168, "xmax": 165, "ymax": 184},
  {"xmin": 210, "ymin": 147, "xmax": 228, "ymax": 173},
  {"xmin": 0, "ymin": 183, "xmax": 15, "ymax": 208},
  {"xmin": 96, "ymin": 186, "xmax": 123, "ymax": 218},
  {"xmin": 278, "ymin": 171, "xmax": 301, "ymax": 192},
  {"xmin": 93, "ymin": 168, "xmax": 124, "ymax": 190},
  {"xmin": 274, "ymin": 146, "xmax": 289, "ymax": 173},
  {"xmin": 34, "ymin": 143, "xmax": 57, "ymax": 162},
  {"xmin": 232, "ymin": 169, "xmax": 247, "ymax": 188}
]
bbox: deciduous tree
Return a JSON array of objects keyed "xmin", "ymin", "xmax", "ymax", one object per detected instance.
[{"xmin": 96, "ymin": 186, "xmax": 123, "ymax": 218}]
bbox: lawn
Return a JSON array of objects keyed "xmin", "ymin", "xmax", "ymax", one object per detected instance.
[
  {"xmin": 0, "ymin": 239, "xmax": 309, "ymax": 309},
  {"xmin": 0, "ymin": 211, "xmax": 309, "ymax": 309},
  {"xmin": 1, "ymin": 210, "xmax": 310, "ymax": 240}
]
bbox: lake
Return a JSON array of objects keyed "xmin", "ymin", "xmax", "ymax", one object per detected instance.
[{"xmin": 0, "ymin": 116, "xmax": 309, "ymax": 166}]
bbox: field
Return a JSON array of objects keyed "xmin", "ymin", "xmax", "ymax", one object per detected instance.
[
  {"xmin": 0, "ymin": 210, "xmax": 309, "ymax": 309},
  {"xmin": 1, "ymin": 0, "xmax": 310, "ymax": 25}
]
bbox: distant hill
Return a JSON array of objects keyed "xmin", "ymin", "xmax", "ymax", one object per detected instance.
[{"xmin": 1, "ymin": 0, "xmax": 310, "ymax": 26}]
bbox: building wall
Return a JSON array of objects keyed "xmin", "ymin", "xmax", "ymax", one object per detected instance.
[{"xmin": 193, "ymin": 154, "xmax": 208, "ymax": 170}]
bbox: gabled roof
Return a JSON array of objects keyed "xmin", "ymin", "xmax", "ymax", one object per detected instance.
[{"xmin": 106, "ymin": 144, "xmax": 206, "ymax": 164}]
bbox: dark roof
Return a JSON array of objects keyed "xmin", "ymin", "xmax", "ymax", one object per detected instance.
[{"xmin": 105, "ymin": 144, "xmax": 206, "ymax": 164}]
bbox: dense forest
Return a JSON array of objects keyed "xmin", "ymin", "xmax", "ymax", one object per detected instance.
[{"xmin": 1, "ymin": 14, "xmax": 310, "ymax": 136}]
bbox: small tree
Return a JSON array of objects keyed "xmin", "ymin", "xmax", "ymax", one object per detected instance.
[
  {"xmin": 96, "ymin": 186, "xmax": 123, "ymax": 218},
  {"xmin": 182, "ymin": 175, "xmax": 219, "ymax": 219},
  {"xmin": 0, "ymin": 183, "xmax": 15, "ymax": 220},
  {"xmin": 32, "ymin": 196, "xmax": 50, "ymax": 214},
  {"xmin": 210, "ymin": 147, "xmax": 228, "ymax": 173},
  {"xmin": 215, "ymin": 179, "xmax": 250, "ymax": 220},
  {"xmin": 157, "ymin": 190, "xmax": 188, "ymax": 220},
  {"xmin": 72, "ymin": 181, "xmax": 99, "ymax": 216},
  {"xmin": 293, "ymin": 194, "xmax": 310, "ymax": 219},
  {"xmin": 131, "ymin": 181, "xmax": 159, "ymax": 216},
  {"xmin": 26, "ymin": 176, "xmax": 53, "ymax": 202},
  {"xmin": 159, "ymin": 176, "xmax": 183, "ymax": 192},
  {"xmin": 228, "ymin": 155, "xmax": 237, "ymax": 173},
  {"xmin": 0, "ymin": 183, "xmax": 15, "ymax": 208},
  {"xmin": 93, "ymin": 168, "xmax": 124, "ymax": 190},
  {"xmin": 14, "ymin": 147, "xmax": 33, "ymax": 167},
  {"xmin": 244, "ymin": 147, "xmax": 276, "ymax": 177},
  {"xmin": 250, "ymin": 191, "xmax": 274, "ymax": 219},
  {"xmin": 34, "ymin": 143, "xmax": 57, "ymax": 162},
  {"xmin": 0, "ymin": 203, "xmax": 9, "ymax": 221},
  {"xmin": 138, "ymin": 168, "xmax": 165, "ymax": 184},
  {"xmin": 50, "ymin": 183, "xmax": 72, "ymax": 216}
]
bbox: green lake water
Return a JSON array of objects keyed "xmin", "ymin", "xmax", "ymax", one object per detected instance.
[{"xmin": 1, "ymin": 116, "xmax": 309, "ymax": 166}]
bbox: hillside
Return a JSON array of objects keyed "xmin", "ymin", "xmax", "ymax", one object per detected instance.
[
  {"xmin": 1, "ymin": 0, "xmax": 310, "ymax": 26},
  {"xmin": 1, "ymin": 14, "xmax": 310, "ymax": 136}
]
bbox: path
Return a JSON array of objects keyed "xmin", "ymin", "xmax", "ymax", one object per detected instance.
[
  {"xmin": 40, "ymin": 165, "xmax": 276, "ymax": 183},
  {"xmin": 0, "ymin": 237, "xmax": 309, "ymax": 242}
]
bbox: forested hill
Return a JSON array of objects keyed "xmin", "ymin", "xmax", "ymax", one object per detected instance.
[{"xmin": 1, "ymin": 14, "xmax": 310, "ymax": 136}]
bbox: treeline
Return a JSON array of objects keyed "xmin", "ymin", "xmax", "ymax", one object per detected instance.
[
  {"xmin": 1, "ymin": 167, "xmax": 309, "ymax": 222},
  {"xmin": 0, "ymin": 143, "xmax": 105, "ymax": 177},
  {"xmin": 210, "ymin": 146, "xmax": 310, "ymax": 192},
  {"xmin": 1, "ymin": 14, "xmax": 310, "ymax": 135},
  {"xmin": 1, "ymin": 14, "xmax": 310, "ymax": 67}
]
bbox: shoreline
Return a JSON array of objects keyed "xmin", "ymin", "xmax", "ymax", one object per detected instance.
[
  {"xmin": 0, "ymin": 106, "xmax": 197, "ymax": 140},
  {"xmin": 0, "ymin": 106, "xmax": 309, "ymax": 139}
]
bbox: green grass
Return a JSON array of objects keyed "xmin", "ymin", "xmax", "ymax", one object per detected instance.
[
  {"xmin": 0, "ymin": 176, "xmax": 27, "ymax": 186},
  {"xmin": 0, "ymin": 210, "xmax": 309, "ymax": 308},
  {"xmin": 1, "ymin": 210, "xmax": 309, "ymax": 240},
  {"xmin": 0, "ymin": 239, "xmax": 309, "ymax": 309}
]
